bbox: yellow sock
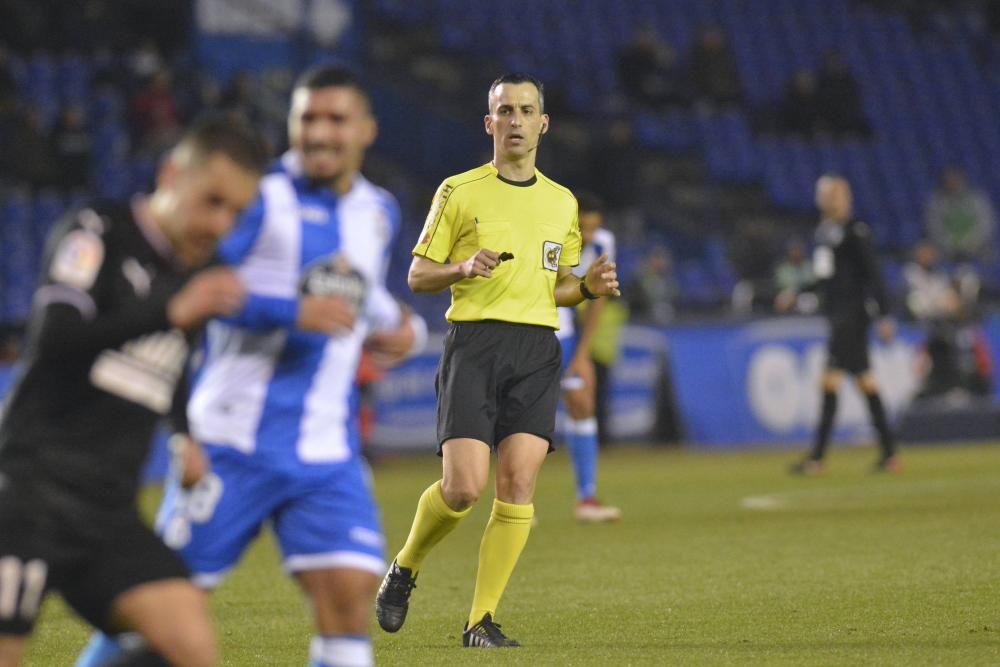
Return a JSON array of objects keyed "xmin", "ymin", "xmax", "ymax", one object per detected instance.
[
  {"xmin": 468, "ymin": 499, "xmax": 534, "ymax": 626},
  {"xmin": 395, "ymin": 480, "xmax": 472, "ymax": 573}
]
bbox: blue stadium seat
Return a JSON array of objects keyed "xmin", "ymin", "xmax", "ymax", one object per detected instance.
[{"xmin": 33, "ymin": 190, "xmax": 65, "ymax": 250}]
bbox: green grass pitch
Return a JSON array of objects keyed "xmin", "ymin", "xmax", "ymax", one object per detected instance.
[{"xmin": 22, "ymin": 443, "xmax": 1000, "ymax": 666}]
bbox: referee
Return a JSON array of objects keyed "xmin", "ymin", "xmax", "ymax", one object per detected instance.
[
  {"xmin": 375, "ymin": 73, "xmax": 620, "ymax": 648},
  {"xmin": 785, "ymin": 175, "xmax": 901, "ymax": 475}
]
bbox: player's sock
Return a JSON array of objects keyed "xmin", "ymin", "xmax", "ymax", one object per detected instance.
[
  {"xmin": 395, "ymin": 479, "xmax": 472, "ymax": 572},
  {"xmin": 865, "ymin": 391, "xmax": 896, "ymax": 460},
  {"xmin": 75, "ymin": 632, "xmax": 124, "ymax": 667},
  {"xmin": 102, "ymin": 648, "xmax": 170, "ymax": 667},
  {"xmin": 308, "ymin": 635, "xmax": 373, "ymax": 667},
  {"xmin": 566, "ymin": 417, "xmax": 599, "ymax": 499},
  {"xmin": 468, "ymin": 499, "xmax": 533, "ymax": 626},
  {"xmin": 809, "ymin": 389, "xmax": 838, "ymax": 460}
]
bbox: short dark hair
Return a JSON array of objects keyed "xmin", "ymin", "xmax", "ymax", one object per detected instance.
[
  {"xmin": 174, "ymin": 114, "xmax": 269, "ymax": 174},
  {"xmin": 294, "ymin": 63, "xmax": 371, "ymax": 108},
  {"xmin": 488, "ymin": 73, "xmax": 545, "ymax": 112},
  {"xmin": 576, "ymin": 191, "xmax": 605, "ymax": 215}
]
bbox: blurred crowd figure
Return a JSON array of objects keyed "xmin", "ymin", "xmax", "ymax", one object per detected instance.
[
  {"xmin": 617, "ymin": 24, "xmax": 688, "ymax": 111},
  {"xmin": 924, "ymin": 166, "xmax": 996, "ymax": 262},
  {"xmin": 690, "ymin": 27, "xmax": 742, "ymax": 107},
  {"xmin": 617, "ymin": 24, "xmax": 742, "ymax": 112},
  {"xmin": 774, "ymin": 51, "xmax": 870, "ymax": 137},
  {"xmin": 903, "ymin": 240, "xmax": 993, "ymax": 398},
  {"xmin": 773, "ymin": 238, "xmax": 818, "ymax": 314},
  {"xmin": 627, "ymin": 245, "xmax": 678, "ymax": 326}
]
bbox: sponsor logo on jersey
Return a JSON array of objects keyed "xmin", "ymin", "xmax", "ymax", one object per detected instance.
[
  {"xmin": 299, "ymin": 205, "xmax": 330, "ymax": 225},
  {"xmin": 90, "ymin": 330, "xmax": 188, "ymax": 414},
  {"xmin": 542, "ymin": 240, "xmax": 562, "ymax": 271},
  {"xmin": 300, "ymin": 254, "xmax": 368, "ymax": 311}
]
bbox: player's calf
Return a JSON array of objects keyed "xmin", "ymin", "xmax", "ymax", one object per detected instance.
[{"xmin": 0, "ymin": 636, "xmax": 27, "ymax": 667}]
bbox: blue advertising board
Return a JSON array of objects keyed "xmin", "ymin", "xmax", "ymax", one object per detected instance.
[
  {"xmin": 664, "ymin": 317, "xmax": 923, "ymax": 448},
  {"xmin": 3, "ymin": 315, "xmax": 999, "ymax": 453}
]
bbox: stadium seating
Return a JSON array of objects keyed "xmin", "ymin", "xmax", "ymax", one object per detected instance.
[
  {"xmin": 362, "ymin": 0, "xmax": 1000, "ymax": 313},
  {"xmin": 371, "ymin": 0, "xmax": 1000, "ymax": 254},
  {"xmin": 3, "ymin": 1, "xmax": 999, "ymax": 328}
]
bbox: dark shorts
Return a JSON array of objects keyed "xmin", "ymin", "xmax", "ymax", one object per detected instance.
[
  {"xmin": 0, "ymin": 473, "xmax": 189, "ymax": 636},
  {"xmin": 436, "ymin": 320, "xmax": 562, "ymax": 452},
  {"xmin": 827, "ymin": 317, "xmax": 871, "ymax": 375}
]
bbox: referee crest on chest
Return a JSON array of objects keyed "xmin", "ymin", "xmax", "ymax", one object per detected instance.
[{"xmin": 542, "ymin": 240, "xmax": 562, "ymax": 271}]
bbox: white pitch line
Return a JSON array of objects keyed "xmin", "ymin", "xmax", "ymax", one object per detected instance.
[{"xmin": 740, "ymin": 494, "xmax": 786, "ymax": 510}]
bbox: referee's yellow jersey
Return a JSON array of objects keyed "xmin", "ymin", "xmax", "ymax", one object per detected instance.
[{"xmin": 413, "ymin": 162, "xmax": 582, "ymax": 328}]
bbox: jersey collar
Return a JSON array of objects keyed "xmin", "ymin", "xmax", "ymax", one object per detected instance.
[{"xmin": 489, "ymin": 162, "xmax": 537, "ymax": 187}]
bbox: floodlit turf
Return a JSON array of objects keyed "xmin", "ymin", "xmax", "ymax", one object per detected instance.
[{"xmin": 23, "ymin": 443, "xmax": 1000, "ymax": 666}]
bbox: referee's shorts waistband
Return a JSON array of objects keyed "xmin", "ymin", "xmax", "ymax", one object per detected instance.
[{"xmin": 448, "ymin": 319, "xmax": 556, "ymax": 333}]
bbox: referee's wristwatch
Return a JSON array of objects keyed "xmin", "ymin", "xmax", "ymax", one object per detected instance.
[{"xmin": 579, "ymin": 279, "xmax": 599, "ymax": 300}]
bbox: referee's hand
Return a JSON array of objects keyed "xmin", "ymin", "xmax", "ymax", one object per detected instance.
[
  {"xmin": 461, "ymin": 248, "xmax": 500, "ymax": 279},
  {"xmin": 585, "ymin": 253, "xmax": 621, "ymax": 298}
]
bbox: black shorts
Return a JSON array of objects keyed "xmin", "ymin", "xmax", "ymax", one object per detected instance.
[
  {"xmin": 435, "ymin": 320, "xmax": 562, "ymax": 452},
  {"xmin": 0, "ymin": 473, "xmax": 189, "ymax": 636},
  {"xmin": 827, "ymin": 317, "xmax": 871, "ymax": 375}
]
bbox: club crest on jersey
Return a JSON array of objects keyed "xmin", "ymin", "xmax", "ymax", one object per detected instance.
[
  {"xmin": 300, "ymin": 254, "xmax": 367, "ymax": 311},
  {"xmin": 542, "ymin": 241, "xmax": 562, "ymax": 271}
]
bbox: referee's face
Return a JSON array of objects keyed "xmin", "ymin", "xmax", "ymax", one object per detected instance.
[
  {"xmin": 486, "ymin": 82, "xmax": 548, "ymax": 161},
  {"xmin": 289, "ymin": 85, "xmax": 376, "ymax": 192}
]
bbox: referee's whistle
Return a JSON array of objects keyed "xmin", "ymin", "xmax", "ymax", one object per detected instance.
[{"xmin": 498, "ymin": 252, "xmax": 515, "ymax": 262}]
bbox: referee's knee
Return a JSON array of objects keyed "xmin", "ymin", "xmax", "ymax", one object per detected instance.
[{"xmin": 440, "ymin": 479, "xmax": 481, "ymax": 511}]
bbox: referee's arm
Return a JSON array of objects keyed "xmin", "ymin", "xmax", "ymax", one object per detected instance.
[
  {"xmin": 408, "ymin": 250, "xmax": 499, "ymax": 293},
  {"xmin": 555, "ymin": 254, "xmax": 621, "ymax": 307}
]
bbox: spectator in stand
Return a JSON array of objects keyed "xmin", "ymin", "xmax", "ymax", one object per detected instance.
[
  {"xmin": 0, "ymin": 46, "xmax": 17, "ymax": 111},
  {"xmin": 904, "ymin": 239, "xmax": 993, "ymax": 398},
  {"xmin": 773, "ymin": 237, "xmax": 817, "ymax": 314},
  {"xmin": 690, "ymin": 27, "xmax": 742, "ymax": 107},
  {"xmin": 132, "ymin": 67, "xmax": 181, "ymax": 154},
  {"xmin": 627, "ymin": 245, "xmax": 677, "ymax": 326},
  {"xmin": 595, "ymin": 119, "xmax": 642, "ymax": 209},
  {"xmin": 618, "ymin": 24, "xmax": 688, "ymax": 111},
  {"xmin": 6, "ymin": 106, "xmax": 58, "ymax": 191},
  {"xmin": 219, "ymin": 70, "xmax": 263, "ymax": 126},
  {"xmin": 816, "ymin": 50, "xmax": 869, "ymax": 136},
  {"xmin": 51, "ymin": 104, "xmax": 92, "ymax": 191},
  {"xmin": 729, "ymin": 219, "xmax": 779, "ymax": 312},
  {"xmin": 903, "ymin": 240, "xmax": 960, "ymax": 322},
  {"xmin": 925, "ymin": 166, "xmax": 997, "ymax": 261},
  {"xmin": 779, "ymin": 69, "xmax": 822, "ymax": 136},
  {"xmin": 128, "ymin": 37, "xmax": 164, "ymax": 81}
]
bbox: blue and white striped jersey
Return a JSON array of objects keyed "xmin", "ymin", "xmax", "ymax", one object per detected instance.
[
  {"xmin": 557, "ymin": 227, "xmax": 616, "ymax": 339},
  {"xmin": 187, "ymin": 153, "xmax": 404, "ymax": 467}
]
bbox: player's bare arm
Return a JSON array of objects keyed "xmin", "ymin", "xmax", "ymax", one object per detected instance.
[
  {"xmin": 168, "ymin": 433, "xmax": 209, "ymax": 488},
  {"xmin": 408, "ymin": 249, "xmax": 500, "ymax": 293},
  {"xmin": 297, "ymin": 295, "xmax": 358, "ymax": 333},
  {"xmin": 365, "ymin": 307, "xmax": 418, "ymax": 368},
  {"xmin": 554, "ymin": 253, "xmax": 620, "ymax": 307},
  {"xmin": 167, "ymin": 266, "xmax": 246, "ymax": 330}
]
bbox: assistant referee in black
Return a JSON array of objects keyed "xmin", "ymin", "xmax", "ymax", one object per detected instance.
[
  {"xmin": 785, "ymin": 175, "xmax": 901, "ymax": 475},
  {"xmin": 375, "ymin": 73, "xmax": 620, "ymax": 648}
]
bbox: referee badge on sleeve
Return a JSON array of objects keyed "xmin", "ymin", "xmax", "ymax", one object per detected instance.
[{"xmin": 542, "ymin": 241, "xmax": 562, "ymax": 271}]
